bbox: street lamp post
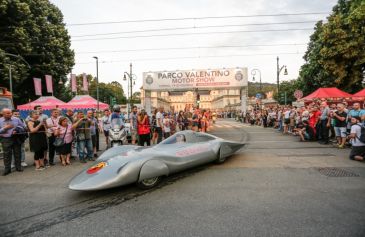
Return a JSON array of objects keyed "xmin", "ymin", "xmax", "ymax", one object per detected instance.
[
  {"xmin": 276, "ymin": 56, "xmax": 288, "ymax": 102},
  {"xmin": 123, "ymin": 63, "xmax": 136, "ymax": 113},
  {"xmin": 93, "ymin": 56, "xmax": 100, "ymax": 111},
  {"xmin": 4, "ymin": 53, "xmax": 31, "ymax": 94},
  {"xmin": 251, "ymin": 68, "xmax": 262, "ymax": 92},
  {"xmin": 8, "ymin": 65, "xmax": 12, "ymax": 93}
]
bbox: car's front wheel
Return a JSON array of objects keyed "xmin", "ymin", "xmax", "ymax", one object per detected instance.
[{"xmin": 137, "ymin": 176, "xmax": 161, "ymax": 189}]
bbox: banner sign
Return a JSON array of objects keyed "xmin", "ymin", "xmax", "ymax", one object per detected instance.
[
  {"xmin": 71, "ymin": 74, "xmax": 77, "ymax": 92},
  {"xmin": 82, "ymin": 73, "xmax": 88, "ymax": 91},
  {"xmin": 45, "ymin": 75, "xmax": 53, "ymax": 93},
  {"xmin": 294, "ymin": 90, "xmax": 303, "ymax": 100},
  {"xmin": 33, "ymin": 78, "xmax": 42, "ymax": 96},
  {"xmin": 143, "ymin": 68, "xmax": 248, "ymax": 90}
]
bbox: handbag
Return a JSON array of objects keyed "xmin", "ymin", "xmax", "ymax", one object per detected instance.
[{"xmin": 53, "ymin": 126, "xmax": 68, "ymax": 147}]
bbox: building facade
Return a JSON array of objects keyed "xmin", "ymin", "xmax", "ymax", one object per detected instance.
[
  {"xmin": 141, "ymin": 88, "xmax": 245, "ymax": 112},
  {"xmin": 141, "ymin": 68, "xmax": 248, "ymax": 113}
]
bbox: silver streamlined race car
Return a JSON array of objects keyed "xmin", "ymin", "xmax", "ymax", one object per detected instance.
[{"xmin": 69, "ymin": 130, "xmax": 245, "ymax": 191}]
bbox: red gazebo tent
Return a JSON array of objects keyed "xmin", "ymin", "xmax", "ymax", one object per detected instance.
[
  {"xmin": 352, "ymin": 89, "xmax": 365, "ymax": 100},
  {"xmin": 301, "ymin": 87, "xmax": 352, "ymax": 101},
  {"xmin": 17, "ymin": 96, "xmax": 66, "ymax": 111},
  {"xmin": 64, "ymin": 95, "xmax": 109, "ymax": 110}
]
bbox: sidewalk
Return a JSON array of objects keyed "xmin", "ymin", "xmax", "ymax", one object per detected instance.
[{"xmin": 211, "ymin": 119, "xmax": 365, "ymax": 170}]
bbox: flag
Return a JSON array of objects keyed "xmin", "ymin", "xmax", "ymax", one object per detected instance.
[
  {"xmin": 33, "ymin": 78, "xmax": 42, "ymax": 96},
  {"xmin": 82, "ymin": 73, "xmax": 88, "ymax": 91},
  {"xmin": 71, "ymin": 74, "xmax": 77, "ymax": 92},
  {"xmin": 45, "ymin": 75, "xmax": 53, "ymax": 93}
]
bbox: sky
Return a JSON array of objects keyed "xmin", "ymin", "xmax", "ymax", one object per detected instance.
[{"xmin": 50, "ymin": 0, "xmax": 338, "ymax": 95}]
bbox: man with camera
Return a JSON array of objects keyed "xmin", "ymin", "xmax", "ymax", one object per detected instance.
[
  {"xmin": 73, "ymin": 112, "xmax": 93, "ymax": 163},
  {"xmin": 330, "ymin": 103, "xmax": 348, "ymax": 149},
  {"xmin": 87, "ymin": 110, "xmax": 99, "ymax": 158}
]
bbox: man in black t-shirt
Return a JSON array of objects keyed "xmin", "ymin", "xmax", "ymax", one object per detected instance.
[{"xmin": 331, "ymin": 103, "xmax": 347, "ymax": 148}]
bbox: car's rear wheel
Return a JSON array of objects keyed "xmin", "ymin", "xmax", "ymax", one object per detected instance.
[{"xmin": 137, "ymin": 176, "xmax": 161, "ymax": 189}]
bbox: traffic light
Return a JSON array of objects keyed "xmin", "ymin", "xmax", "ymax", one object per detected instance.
[
  {"xmin": 280, "ymin": 92, "xmax": 287, "ymax": 105},
  {"xmin": 280, "ymin": 93, "xmax": 285, "ymax": 102},
  {"xmin": 110, "ymin": 96, "xmax": 116, "ymax": 106}
]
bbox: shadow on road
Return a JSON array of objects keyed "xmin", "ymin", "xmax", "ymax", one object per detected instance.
[{"xmin": 0, "ymin": 164, "xmax": 210, "ymax": 237}]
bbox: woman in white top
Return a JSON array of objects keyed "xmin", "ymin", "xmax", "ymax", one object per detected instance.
[{"xmin": 162, "ymin": 114, "xmax": 171, "ymax": 139}]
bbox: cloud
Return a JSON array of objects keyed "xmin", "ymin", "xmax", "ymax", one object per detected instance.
[{"xmin": 51, "ymin": 0, "xmax": 337, "ymax": 91}]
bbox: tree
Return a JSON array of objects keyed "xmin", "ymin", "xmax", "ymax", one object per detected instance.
[
  {"xmin": 75, "ymin": 74, "xmax": 127, "ymax": 105},
  {"xmin": 247, "ymin": 82, "xmax": 277, "ymax": 98},
  {"xmin": 299, "ymin": 0, "xmax": 365, "ymax": 94},
  {"xmin": 0, "ymin": 0, "xmax": 74, "ymax": 105},
  {"xmin": 298, "ymin": 21, "xmax": 331, "ymax": 95},
  {"xmin": 279, "ymin": 79, "xmax": 305, "ymax": 104},
  {"xmin": 131, "ymin": 91, "xmax": 141, "ymax": 104},
  {"xmin": 319, "ymin": 0, "xmax": 365, "ymax": 91}
]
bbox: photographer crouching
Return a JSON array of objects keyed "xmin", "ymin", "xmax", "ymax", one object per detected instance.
[{"xmin": 348, "ymin": 116, "xmax": 365, "ymax": 162}]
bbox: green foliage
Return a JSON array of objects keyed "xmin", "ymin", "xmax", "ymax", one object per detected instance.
[
  {"xmin": 75, "ymin": 74, "xmax": 127, "ymax": 105},
  {"xmin": 278, "ymin": 79, "xmax": 305, "ymax": 103},
  {"xmin": 247, "ymin": 82, "xmax": 277, "ymax": 98},
  {"xmin": 0, "ymin": 0, "xmax": 74, "ymax": 105},
  {"xmin": 131, "ymin": 91, "xmax": 141, "ymax": 104},
  {"xmin": 249, "ymin": 79, "xmax": 304, "ymax": 104},
  {"xmin": 299, "ymin": 0, "xmax": 365, "ymax": 94}
]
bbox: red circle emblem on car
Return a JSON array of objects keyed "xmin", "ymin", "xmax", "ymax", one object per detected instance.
[{"xmin": 87, "ymin": 161, "xmax": 107, "ymax": 174}]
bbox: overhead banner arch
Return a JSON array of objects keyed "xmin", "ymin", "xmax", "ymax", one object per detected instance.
[{"xmin": 143, "ymin": 68, "xmax": 248, "ymax": 91}]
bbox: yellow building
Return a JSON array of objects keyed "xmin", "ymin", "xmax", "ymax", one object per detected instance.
[
  {"xmin": 140, "ymin": 88, "xmax": 243, "ymax": 112},
  {"xmin": 141, "ymin": 68, "xmax": 248, "ymax": 113}
]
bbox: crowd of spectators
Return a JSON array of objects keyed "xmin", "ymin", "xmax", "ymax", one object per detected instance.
[
  {"xmin": 2, "ymin": 100, "xmax": 363, "ymax": 176},
  {"xmin": 0, "ymin": 105, "xmax": 214, "ymax": 176},
  {"xmin": 236, "ymin": 101, "xmax": 365, "ymax": 162}
]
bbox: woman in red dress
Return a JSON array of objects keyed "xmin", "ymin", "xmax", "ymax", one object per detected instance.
[{"xmin": 137, "ymin": 110, "xmax": 151, "ymax": 146}]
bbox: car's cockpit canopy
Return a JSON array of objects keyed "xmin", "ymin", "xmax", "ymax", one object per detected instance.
[{"xmin": 159, "ymin": 131, "xmax": 216, "ymax": 145}]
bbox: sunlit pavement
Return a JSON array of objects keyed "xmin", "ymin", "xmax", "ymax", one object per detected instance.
[{"xmin": 0, "ymin": 119, "xmax": 364, "ymax": 237}]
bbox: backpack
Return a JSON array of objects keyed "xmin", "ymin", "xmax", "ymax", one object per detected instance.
[{"xmin": 355, "ymin": 124, "xmax": 365, "ymax": 143}]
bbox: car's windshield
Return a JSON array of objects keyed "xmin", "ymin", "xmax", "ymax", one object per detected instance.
[
  {"xmin": 160, "ymin": 133, "xmax": 187, "ymax": 144},
  {"xmin": 195, "ymin": 133, "xmax": 215, "ymax": 142}
]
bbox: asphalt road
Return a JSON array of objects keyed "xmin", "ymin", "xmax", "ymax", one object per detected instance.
[{"xmin": 0, "ymin": 119, "xmax": 364, "ymax": 237}]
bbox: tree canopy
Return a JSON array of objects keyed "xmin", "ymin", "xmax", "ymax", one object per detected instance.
[
  {"xmin": 0, "ymin": 0, "xmax": 74, "ymax": 105},
  {"xmin": 76, "ymin": 74, "xmax": 127, "ymax": 105},
  {"xmin": 299, "ymin": 0, "xmax": 365, "ymax": 94}
]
